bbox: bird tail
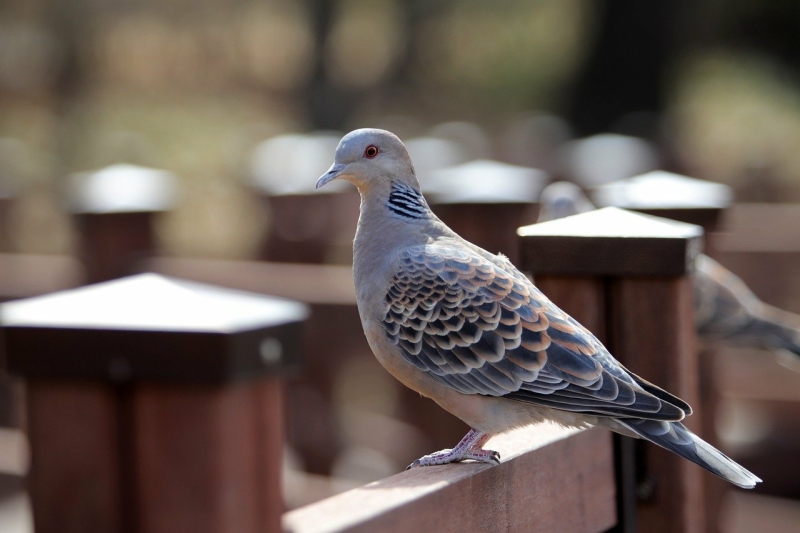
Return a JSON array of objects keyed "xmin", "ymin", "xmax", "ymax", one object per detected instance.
[{"xmin": 614, "ymin": 418, "xmax": 761, "ymax": 489}]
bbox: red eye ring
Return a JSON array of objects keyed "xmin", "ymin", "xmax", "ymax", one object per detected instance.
[{"xmin": 364, "ymin": 145, "xmax": 379, "ymax": 158}]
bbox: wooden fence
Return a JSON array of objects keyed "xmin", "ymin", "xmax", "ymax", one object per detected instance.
[
  {"xmin": 3, "ymin": 274, "xmax": 308, "ymax": 533},
  {"xmin": 2, "ymin": 178, "xmax": 780, "ymax": 532},
  {"xmin": 284, "ymin": 425, "xmax": 616, "ymax": 533}
]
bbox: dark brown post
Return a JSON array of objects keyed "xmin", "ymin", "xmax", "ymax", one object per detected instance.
[
  {"xmin": 428, "ymin": 160, "xmax": 548, "ymax": 264},
  {"xmin": 248, "ymin": 135, "xmax": 407, "ymax": 475},
  {"xmin": 255, "ymin": 192, "xmax": 360, "ymax": 264},
  {"xmin": 592, "ymin": 170, "xmax": 733, "ymax": 533},
  {"xmin": 249, "ymin": 176, "xmax": 362, "ymax": 473},
  {"xmin": 69, "ymin": 164, "xmax": 177, "ymax": 283},
  {"xmin": 3, "ymin": 274, "xmax": 308, "ymax": 533},
  {"xmin": 248, "ymin": 133, "xmax": 360, "ymax": 265},
  {"xmin": 519, "ymin": 207, "xmax": 705, "ymax": 533}
]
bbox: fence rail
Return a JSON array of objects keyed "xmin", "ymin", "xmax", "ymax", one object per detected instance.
[
  {"xmin": 283, "ymin": 425, "xmax": 616, "ymax": 533},
  {"xmin": 7, "ymin": 193, "xmax": 791, "ymax": 532}
]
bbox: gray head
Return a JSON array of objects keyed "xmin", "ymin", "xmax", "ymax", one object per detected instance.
[
  {"xmin": 316, "ymin": 129, "xmax": 419, "ymax": 194},
  {"xmin": 537, "ymin": 181, "xmax": 596, "ymax": 222}
]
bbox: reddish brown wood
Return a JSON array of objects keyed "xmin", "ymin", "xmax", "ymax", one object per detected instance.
[
  {"xmin": 133, "ymin": 380, "xmax": 283, "ymax": 533},
  {"xmin": 520, "ymin": 208, "xmax": 710, "ymax": 532},
  {"xmin": 0, "ymin": 253, "xmax": 84, "ymax": 430},
  {"xmin": 595, "ymin": 175, "xmax": 732, "ymax": 533},
  {"xmin": 519, "ymin": 208, "xmax": 703, "ymax": 277},
  {"xmin": 286, "ymin": 304, "xmax": 369, "ymax": 474},
  {"xmin": 255, "ymin": 381, "xmax": 285, "ymax": 530},
  {"xmin": 258, "ymin": 192, "xmax": 360, "ymax": 264},
  {"xmin": 283, "ymin": 425, "xmax": 617, "ymax": 533},
  {"xmin": 532, "ymin": 275, "xmax": 635, "ymax": 532},
  {"xmin": 610, "ymin": 277, "xmax": 704, "ymax": 533},
  {"xmin": 3, "ymin": 275, "xmax": 307, "ymax": 383},
  {"xmin": 693, "ymin": 225, "xmax": 727, "ymax": 533},
  {"xmin": 75, "ymin": 212, "xmax": 157, "ymax": 283},
  {"xmin": 698, "ymin": 349, "xmax": 725, "ymax": 533},
  {"xmin": 5, "ymin": 275, "xmax": 304, "ymax": 532},
  {"xmin": 26, "ymin": 381, "xmax": 123, "ymax": 533}
]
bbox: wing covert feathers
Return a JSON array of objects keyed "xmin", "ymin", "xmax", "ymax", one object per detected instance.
[{"xmin": 383, "ymin": 244, "xmax": 688, "ymax": 422}]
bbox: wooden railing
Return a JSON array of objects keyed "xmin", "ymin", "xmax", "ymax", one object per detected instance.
[
  {"xmin": 283, "ymin": 424, "xmax": 616, "ymax": 533},
  {"xmin": 276, "ymin": 206, "xmax": 707, "ymax": 533},
  {"xmin": 3, "ymin": 174, "xmax": 776, "ymax": 532}
]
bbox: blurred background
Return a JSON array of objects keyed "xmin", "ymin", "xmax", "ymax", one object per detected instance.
[{"xmin": 2, "ymin": 0, "xmax": 800, "ymax": 531}]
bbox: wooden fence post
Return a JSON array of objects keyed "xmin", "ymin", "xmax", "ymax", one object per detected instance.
[
  {"xmin": 2, "ymin": 274, "xmax": 308, "ymax": 533},
  {"xmin": 591, "ymin": 170, "xmax": 731, "ymax": 231},
  {"xmin": 69, "ymin": 164, "xmax": 177, "ymax": 283},
  {"xmin": 248, "ymin": 182, "xmax": 363, "ymax": 475},
  {"xmin": 247, "ymin": 132, "xmax": 359, "ymax": 265},
  {"xmin": 519, "ymin": 206, "xmax": 705, "ymax": 533},
  {"xmin": 253, "ymin": 191, "xmax": 360, "ymax": 264},
  {"xmin": 592, "ymin": 170, "xmax": 733, "ymax": 533}
]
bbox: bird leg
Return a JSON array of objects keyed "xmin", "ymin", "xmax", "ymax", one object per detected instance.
[{"xmin": 406, "ymin": 428, "xmax": 500, "ymax": 469}]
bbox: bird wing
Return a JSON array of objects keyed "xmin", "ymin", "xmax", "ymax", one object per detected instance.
[{"xmin": 384, "ymin": 244, "xmax": 688, "ymax": 421}]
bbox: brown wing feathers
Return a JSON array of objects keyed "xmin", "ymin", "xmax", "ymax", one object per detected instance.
[{"xmin": 384, "ymin": 244, "xmax": 688, "ymax": 422}]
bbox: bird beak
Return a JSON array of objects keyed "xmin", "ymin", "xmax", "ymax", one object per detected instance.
[{"xmin": 316, "ymin": 163, "xmax": 344, "ymax": 190}]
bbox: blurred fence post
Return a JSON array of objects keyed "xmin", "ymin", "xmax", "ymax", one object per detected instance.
[
  {"xmin": 248, "ymin": 132, "xmax": 359, "ymax": 265},
  {"xmin": 592, "ymin": 170, "xmax": 733, "ymax": 532},
  {"xmin": 2, "ymin": 274, "xmax": 308, "ymax": 533},
  {"xmin": 247, "ymin": 169, "xmax": 363, "ymax": 473},
  {"xmin": 253, "ymin": 191, "xmax": 359, "ymax": 264},
  {"xmin": 427, "ymin": 160, "xmax": 548, "ymax": 265},
  {"xmin": 591, "ymin": 170, "xmax": 732, "ymax": 232},
  {"xmin": 68, "ymin": 164, "xmax": 177, "ymax": 283},
  {"xmin": 519, "ymin": 207, "xmax": 705, "ymax": 533}
]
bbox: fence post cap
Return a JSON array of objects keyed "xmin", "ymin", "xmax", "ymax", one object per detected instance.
[
  {"xmin": 249, "ymin": 132, "xmax": 346, "ymax": 196},
  {"xmin": 518, "ymin": 207, "xmax": 703, "ymax": 277},
  {"xmin": 591, "ymin": 170, "xmax": 733, "ymax": 228},
  {"xmin": 1, "ymin": 273, "xmax": 309, "ymax": 383},
  {"xmin": 426, "ymin": 160, "xmax": 549, "ymax": 205},
  {"xmin": 68, "ymin": 164, "xmax": 178, "ymax": 214}
]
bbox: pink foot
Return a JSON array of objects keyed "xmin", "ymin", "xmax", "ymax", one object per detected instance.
[{"xmin": 406, "ymin": 428, "xmax": 500, "ymax": 469}]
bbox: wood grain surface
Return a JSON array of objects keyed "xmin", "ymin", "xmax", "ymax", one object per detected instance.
[{"xmin": 283, "ymin": 424, "xmax": 617, "ymax": 533}]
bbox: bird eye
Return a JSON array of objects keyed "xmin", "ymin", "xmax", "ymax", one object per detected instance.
[{"xmin": 364, "ymin": 145, "xmax": 379, "ymax": 158}]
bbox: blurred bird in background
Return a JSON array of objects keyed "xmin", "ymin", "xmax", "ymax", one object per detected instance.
[
  {"xmin": 316, "ymin": 128, "xmax": 760, "ymax": 488},
  {"xmin": 538, "ymin": 181, "xmax": 800, "ymax": 361}
]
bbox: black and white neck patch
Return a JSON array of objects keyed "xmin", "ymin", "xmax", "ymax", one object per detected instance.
[{"xmin": 387, "ymin": 182, "xmax": 428, "ymax": 220}]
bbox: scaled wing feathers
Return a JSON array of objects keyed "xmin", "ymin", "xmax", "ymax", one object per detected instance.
[{"xmin": 383, "ymin": 244, "xmax": 688, "ymax": 421}]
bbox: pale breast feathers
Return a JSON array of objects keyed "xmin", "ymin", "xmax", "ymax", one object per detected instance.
[{"xmin": 383, "ymin": 244, "xmax": 690, "ymax": 421}]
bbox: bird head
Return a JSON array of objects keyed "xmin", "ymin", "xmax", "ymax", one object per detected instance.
[
  {"xmin": 316, "ymin": 129, "xmax": 419, "ymax": 193},
  {"xmin": 537, "ymin": 181, "xmax": 596, "ymax": 222}
]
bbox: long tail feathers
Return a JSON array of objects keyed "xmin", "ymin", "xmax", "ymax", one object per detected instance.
[{"xmin": 615, "ymin": 418, "xmax": 761, "ymax": 489}]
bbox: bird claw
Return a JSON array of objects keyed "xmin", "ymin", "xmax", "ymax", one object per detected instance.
[{"xmin": 405, "ymin": 448, "xmax": 501, "ymax": 470}]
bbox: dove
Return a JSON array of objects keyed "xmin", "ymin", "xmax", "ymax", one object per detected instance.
[
  {"xmin": 538, "ymin": 181, "xmax": 800, "ymax": 359},
  {"xmin": 316, "ymin": 129, "xmax": 760, "ymax": 488}
]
